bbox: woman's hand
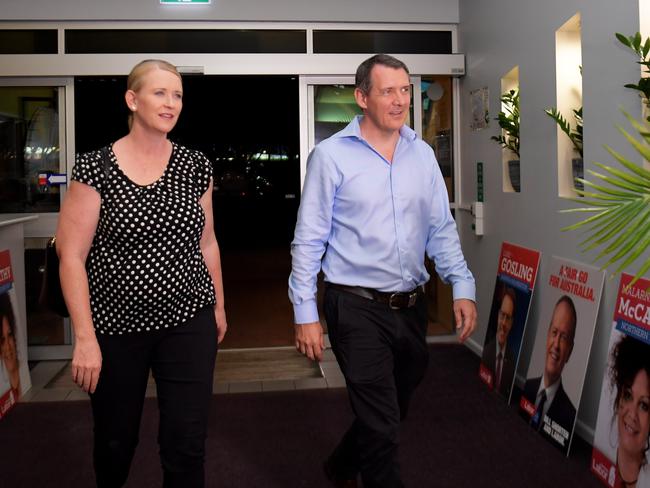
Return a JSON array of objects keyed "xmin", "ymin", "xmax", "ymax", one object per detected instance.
[
  {"xmin": 215, "ymin": 307, "xmax": 227, "ymax": 344},
  {"xmin": 71, "ymin": 336, "xmax": 102, "ymax": 393}
]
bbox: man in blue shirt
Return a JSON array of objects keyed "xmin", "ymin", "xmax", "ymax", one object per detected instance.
[{"xmin": 289, "ymin": 54, "xmax": 477, "ymax": 488}]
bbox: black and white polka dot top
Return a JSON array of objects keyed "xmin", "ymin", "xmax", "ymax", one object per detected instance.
[{"xmin": 72, "ymin": 142, "xmax": 216, "ymax": 335}]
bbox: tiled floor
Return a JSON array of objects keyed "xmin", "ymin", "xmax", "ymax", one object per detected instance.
[
  {"xmin": 20, "ymin": 333, "xmax": 458, "ymax": 403},
  {"xmin": 21, "ymin": 344, "xmax": 344, "ymax": 403}
]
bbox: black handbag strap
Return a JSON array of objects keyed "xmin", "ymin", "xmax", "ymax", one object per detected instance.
[{"xmin": 99, "ymin": 145, "xmax": 112, "ymax": 182}]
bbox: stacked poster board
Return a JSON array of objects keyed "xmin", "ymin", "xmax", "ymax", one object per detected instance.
[
  {"xmin": 479, "ymin": 242, "xmax": 541, "ymax": 402},
  {"xmin": 592, "ymin": 273, "xmax": 650, "ymax": 487},
  {"xmin": 0, "ymin": 250, "xmax": 27, "ymax": 419},
  {"xmin": 519, "ymin": 257, "xmax": 605, "ymax": 455}
]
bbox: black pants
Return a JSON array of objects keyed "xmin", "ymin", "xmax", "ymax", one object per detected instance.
[
  {"xmin": 324, "ymin": 286, "xmax": 429, "ymax": 488},
  {"xmin": 90, "ymin": 306, "xmax": 218, "ymax": 488}
]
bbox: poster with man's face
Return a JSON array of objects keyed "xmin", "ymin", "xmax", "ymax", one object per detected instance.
[
  {"xmin": 519, "ymin": 257, "xmax": 605, "ymax": 456},
  {"xmin": 479, "ymin": 242, "xmax": 541, "ymax": 403},
  {"xmin": 0, "ymin": 250, "xmax": 28, "ymax": 420}
]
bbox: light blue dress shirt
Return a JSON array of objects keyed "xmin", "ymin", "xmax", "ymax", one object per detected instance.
[{"xmin": 289, "ymin": 116, "xmax": 475, "ymax": 324}]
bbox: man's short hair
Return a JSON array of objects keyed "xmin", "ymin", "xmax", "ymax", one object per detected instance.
[
  {"xmin": 355, "ymin": 54, "xmax": 410, "ymax": 95},
  {"xmin": 554, "ymin": 295, "xmax": 577, "ymax": 343},
  {"xmin": 501, "ymin": 286, "xmax": 516, "ymax": 310}
]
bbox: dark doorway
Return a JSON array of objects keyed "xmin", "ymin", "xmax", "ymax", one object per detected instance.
[{"xmin": 75, "ymin": 74, "xmax": 300, "ymax": 348}]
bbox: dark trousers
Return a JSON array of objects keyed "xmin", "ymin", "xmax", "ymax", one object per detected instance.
[
  {"xmin": 90, "ymin": 306, "xmax": 218, "ymax": 488},
  {"xmin": 324, "ymin": 286, "xmax": 429, "ymax": 488}
]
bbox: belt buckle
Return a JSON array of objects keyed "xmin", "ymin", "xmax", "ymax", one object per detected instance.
[{"xmin": 389, "ymin": 293, "xmax": 401, "ymax": 310}]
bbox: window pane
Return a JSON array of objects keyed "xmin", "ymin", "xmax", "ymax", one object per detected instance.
[
  {"xmin": 0, "ymin": 87, "xmax": 61, "ymax": 213},
  {"xmin": 65, "ymin": 29, "xmax": 306, "ymax": 54},
  {"xmin": 313, "ymin": 30, "xmax": 452, "ymax": 54},
  {"xmin": 421, "ymin": 76, "xmax": 454, "ymax": 201},
  {"xmin": 0, "ymin": 30, "xmax": 57, "ymax": 54},
  {"xmin": 314, "ymin": 85, "xmax": 362, "ymax": 145},
  {"xmin": 25, "ymin": 242, "xmax": 67, "ymax": 347}
]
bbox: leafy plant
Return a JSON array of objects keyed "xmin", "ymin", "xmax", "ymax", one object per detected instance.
[
  {"xmin": 561, "ymin": 112, "xmax": 650, "ymax": 284},
  {"xmin": 616, "ymin": 32, "xmax": 650, "ymax": 121},
  {"xmin": 491, "ymin": 89, "xmax": 520, "ymax": 157},
  {"xmin": 545, "ymin": 106, "xmax": 583, "ymax": 158}
]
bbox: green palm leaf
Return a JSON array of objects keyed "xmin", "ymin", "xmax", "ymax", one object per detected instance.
[
  {"xmin": 582, "ymin": 201, "xmax": 648, "ymax": 248},
  {"xmin": 561, "ymin": 113, "xmax": 650, "ymax": 286},
  {"xmin": 592, "ymin": 162, "xmax": 650, "ymax": 190}
]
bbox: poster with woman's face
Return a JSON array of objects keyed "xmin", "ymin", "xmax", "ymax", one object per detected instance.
[
  {"xmin": 0, "ymin": 250, "xmax": 27, "ymax": 419},
  {"xmin": 592, "ymin": 274, "xmax": 650, "ymax": 488}
]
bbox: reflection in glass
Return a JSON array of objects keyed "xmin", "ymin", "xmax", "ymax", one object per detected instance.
[
  {"xmin": 313, "ymin": 84, "xmax": 414, "ymax": 146},
  {"xmin": 314, "ymin": 85, "xmax": 362, "ymax": 145},
  {"xmin": 421, "ymin": 77, "xmax": 455, "ymax": 335},
  {"xmin": 0, "ymin": 87, "xmax": 61, "ymax": 213},
  {"xmin": 421, "ymin": 76, "xmax": 454, "ymax": 201},
  {"xmin": 25, "ymin": 245, "xmax": 66, "ymax": 347}
]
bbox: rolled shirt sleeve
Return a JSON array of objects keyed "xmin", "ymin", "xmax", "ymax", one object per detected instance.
[{"xmin": 288, "ymin": 146, "xmax": 339, "ymax": 324}]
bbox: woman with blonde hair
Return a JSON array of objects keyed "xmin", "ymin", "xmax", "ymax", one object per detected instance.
[{"xmin": 57, "ymin": 59, "xmax": 227, "ymax": 487}]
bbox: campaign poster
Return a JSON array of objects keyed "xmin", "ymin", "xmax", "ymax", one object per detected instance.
[
  {"xmin": 0, "ymin": 250, "xmax": 27, "ymax": 419},
  {"xmin": 592, "ymin": 274, "xmax": 650, "ymax": 487},
  {"xmin": 519, "ymin": 257, "xmax": 605, "ymax": 456},
  {"xmin": 479, "ymin": 242, "xmax": 541, "ymax": 403}
]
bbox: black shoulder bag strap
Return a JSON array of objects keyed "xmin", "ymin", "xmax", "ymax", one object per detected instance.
[
  {"xmin": 42, "ymin": 145, "xmax": 113, "ymax": 318},
  {"xmin": 100, "ymin": 145, "xmax": 112, "ymax": 181}
]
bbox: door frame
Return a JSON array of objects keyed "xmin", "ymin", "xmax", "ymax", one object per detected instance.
[{"xmin": 0, "ymin": 76, "xmax": 74, "ymax": 360}]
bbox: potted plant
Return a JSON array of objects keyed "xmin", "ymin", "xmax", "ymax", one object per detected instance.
[
  {"xmin": 545, "ymin": 106, "xmax": 583, "ymax": 190},
  {"xmin": 616, "ymin": 32, "xmax": 650, "ymax": 122},
  {"xmin": 562, "ymin": 112, "xmax": 650, "ymax": 283},
  {"xmin": 562, "ymin": 33, "xmax": 650, "ymax": 284},
  {"xmin": 491, "ymin": 89, "xmax": 521, "ymax": 191}
]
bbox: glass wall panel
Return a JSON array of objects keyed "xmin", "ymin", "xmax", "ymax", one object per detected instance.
[
  {"xmin": 25, "ymin": 241, "xmax": 67, "ymax": 348},
  {"xmin": 313, "ymin": 30, "xmax": 452, "ymax": 54},
  {"xmin": 0, "ymin": 86, "xmax": 61, "ymax": 213},
  {"xmin": 421, "ymin": 75, "xmax": 454, "ymax": 201},
  {"xmin": 0, "ymin": 30, "xmax": 57, "ymax": 54},
  {"xmin": 65, "ymin": 29, "xmax": 306, "ymax": 54},
  {"xmin": 420, "ymin": 76, "xmax": 455, "ymax": 335}
]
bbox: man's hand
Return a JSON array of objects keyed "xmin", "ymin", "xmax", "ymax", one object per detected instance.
[
  {"xmin": 453, "ymin": 298, "xmax": 477, "ymax": 343},
  {"xmin": 294, "ymin": 321, "xmax": 325, "ymax": 361}
]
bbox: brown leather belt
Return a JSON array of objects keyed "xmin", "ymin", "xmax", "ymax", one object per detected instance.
[{"xmin": 328, "ymin": 283, "xmax": 424, "ymax": 310}]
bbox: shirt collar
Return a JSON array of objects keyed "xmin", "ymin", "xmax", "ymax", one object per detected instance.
[
  {"xmin": 335, "ymin": 115, "xmax": 418, "ymax": 143},
  {"xmin": 538, "ymin": 375, "xmax": 562, "ymax": 407}
]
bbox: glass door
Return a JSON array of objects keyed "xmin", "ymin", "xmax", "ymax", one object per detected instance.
[{"xmin": 0, "ymin": 79, "xmax": 73, "ymax": 360}]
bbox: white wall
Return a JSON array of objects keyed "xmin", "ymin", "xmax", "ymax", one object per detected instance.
[
  {"xmin": 457, "ymin": 0, "xmax": 642, "ymax": 440},
  {"xmin": 0, "ymin": 0, "xmax": 458, "ymax": 23}
]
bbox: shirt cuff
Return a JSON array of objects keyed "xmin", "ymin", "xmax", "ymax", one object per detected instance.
[
  {"xmin": 293, "ymin": 300, "xmax": 319, "ymax": 325},
  {"xmin": 452, "ymin": 280, "xmax": 476, "ymax": 302}
]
